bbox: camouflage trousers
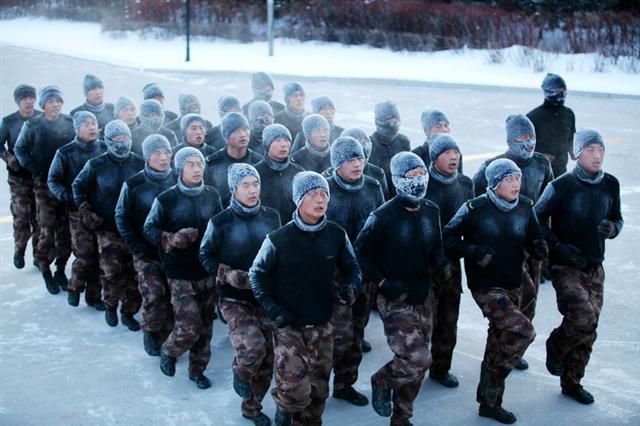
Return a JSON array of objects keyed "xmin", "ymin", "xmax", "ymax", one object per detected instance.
[
  {"xmin": 96, "ymin": 230, "xmax": 140, "ymax": 315},
  {"xmin": 272, "ymin": 323, "xmax": 333, "ymax": 426},
  {"xmin": 219, "ymin": 299, "xmax": 274, "ymax": 418},
  {"xmin": 428, "ymin": 263, "xmax": 462, "ymax": 377},
  {"xmin": 162, "ymin": 276, "xmax": 216, "ymax": 376},
  {"xmin": 33, "ymin": 177, "xmax": 71, "ymax": 270},
  {"xmin": 331, "ymin": 279, "xmax": 373, "ymax": 390},
  {"xmin": 373, "ymin": 293, "xmax": 433, "ymax": 426},
  {"xmin": 7, "ymin": 174, "xmax": 38, "ymax": 256},
  {"xmin": 547, "ymin": 264, "xmax": 604, "ymax": 391},
  {"xmin": 133, "ymin": 255, "xmax": 174, "ymax": 338},
  {"xmin": 471, "ymin": 287, "xmax": 535, "ymax": 407},
  {"xmin": 68, "ymin": 212, "xmax": 102, "ymax": 304},
  {"xmin": 520, "ymin": 251, "xmax": 542, "ymax": 322}
]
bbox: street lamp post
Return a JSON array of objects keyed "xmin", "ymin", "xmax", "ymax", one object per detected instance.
[
  {"xmin": 267, "ymin": 0, "xmax": 274, "ymax": 56},
  {"xmin": 186, "ymin": 0, "xmax": 191, "ymax": 62}
]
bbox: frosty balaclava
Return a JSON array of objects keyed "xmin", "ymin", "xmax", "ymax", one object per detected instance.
[
  {"xmin": 227, "ymin": 163, "xmax": 262, "ymax": 215},
  {"xmin": 302, "ymin": 114, "xmax": 330, "ymax": 155},
  {"xmin": 248, "ymin": 100, "xmax": 274, "ymax": 142},
  {"xmin": 341, "ymin": 128, "xmax": 372, "ymax": 161},
  {"xmin": 178, "ymin": 94, "xmax": 201, "ymax": 116},
  {"xmin": 573, "ymin": 128, "xmax": 605, "ymax": 184},
  {"xmin": 104, "ymin": 119, "xmax": 132, "ymax": 159},
  {"xmin": 421, "ymin": 107, "xmax": 449, "ymax": 142},
  {"xmin": 484, "ymin": 158, "xmax": 521, "ymax": 211},
  {"xmin": 390, "ymin": 152, "xmax": 427, "ymax": 206},
  {"xmin": 505, "ymin": 114, "xmax": 536, "ymax": 161},
  {"xmin": 292, "ymin": 171, "xmax": 330, "ymax": 231},
  {"xmin": 375, "ymin": 101, "xmax": 401, "ymax": 141},
  {"xmin": 38, "ymin": 85, "xmax": 63, "ymax": 109},
  {"xmin": 542, "ymin": 73, "xmax": 567, "ymax": 106},
  {"xmin": 13, "ymin": 84, "xmax": 36, "ymax": 105},
  {"xmin": 220, "ymin": 112, "xmax": 250, "ymax": 143},
  {"xmin": 139, "ymin": 99, "xmax": 165, "ymax": 132},
  {"xmin": 252, "ymin": 72, "xmax": 275, "ymax": 101},
  {"xmin": 217, "ymin": 95, "xmax": 241, "ymax": 119}
]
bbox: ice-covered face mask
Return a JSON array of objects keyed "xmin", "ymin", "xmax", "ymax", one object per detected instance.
[
  {"xmin": 392, "ymin": 171, "xmax": 428, "ymax": 203},
  {"xmin": 544, "ymin": 89, "xmax": 566, "ymax": 106},
  {"xmin": 376, "ymin": 119, "xmax": 400, "ymax": 140},
  {"xmin": 141, "ymin": 113, "xmax": 164, "ymax": 132},
  {"xmin": 251, "ymin": 115, "xmax": 274, "ymax": 139},
  {"xmin": 508, "ymin": 137, "xmax": 536, "ymax": 160},
  {"xmin": 106, "ymin": 136, "xmax": 132, "ymax": 159},
  {"xmin": 254, "ymin": 86, "xmax": 274, "ymax": 102}
]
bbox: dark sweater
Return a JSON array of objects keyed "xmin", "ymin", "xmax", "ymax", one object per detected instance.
[
  {"xmin": 425, "ymin": 173, "xmax": 474, "ymax": 229},
  {"xmin": 0, "ymin": 110, "xmax": 42, "ymax": 177},
  {"xmin": 290, "ymin": 146, "xmax": 332, "ymax": 174},
  {"xmin": 254, "ymin": 159, "xmax": 304, "ymax": 222},
  {"xmin": 368, "ymin": 131, "xmax": 411, "ymax": 197},
  {"xmin": 205, "ymin": 148, "xmax": 263, "ymax": 207}
]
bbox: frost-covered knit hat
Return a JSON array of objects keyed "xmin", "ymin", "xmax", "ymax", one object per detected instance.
[
  {"xmin": 429, "ymin": 134, "xmax": 459, "ymax": 163},
  {"xmin": 311, "ymin": 96, "xmax": 335, "ymax": 113},
  {"xmin": 542, "ymin": 73, "xmax": 566, "ymax": 96},
  {"xmin": 180, "ymin": 113, "xmax": 206, "ymax": 135},
  {"xmin": 38, "ymin": 85, "xmax": 63, "ymax": 108},
  {"xmin": 83, "ymin": 74, "xmax": 103, "ymax": 96},
  {"xmin": 104, "ymin": 119, "xmax": 132, "ymax": 159},
  {"xmin": 220, "ymin": 112, "xmax": 250, "ymax": 143},
  {"xmin": 505, "ymin": 114, "xmax": 536, "ymax": 160},
  {"xmin": 72, "ymin": 111, "xmax": 97, "ymax": 134},
  {"xmin": 573, "ymin": 128, "xmax": 605, "ymax": 159},
  {"xmin": 178, "ymin": 94, "xmax": 201, "ymax": 116},
  {"xmin": 341, "ymin": 128, "xmax": 372, "ymax": 160},
  {"xmin": 142, "ymin": 134, "xmax": 171, "ymax": 162},
  {"xmin": 143, "ymin": 83, "xmax": 164, "ymax": 100},
  {"xmin": 252, "ymin": 72, "xmax": 275, "ymax": 100},
  {"xmin": 421, "ymin": 107, "xmax": 449, "ymax": 135},
  {"xmin": 174, "ymin": 146, "xmax": 205, "ymax": 178},
  {"xmin": 485, "ymin": 158, "xmax": 522, "ymax": 189},
  {"xmin": 283, "ymin": 82, "xmax": 304, "ymax": 104},
  {"xmin": 228, "ymin": 163, "xmax": 261, "ymax": 195},
  {"xmin": 375, "ymin": 101, "xmax": 400, "ymax": 125},
  {"xmin": 292, "ymin": 171, "xmax": 329, "ymax": 207},
  {"xmin": 13, "ymin": 84, "xmax": 36, "ymax": 104},
  {"xmin": 331, "ymin": 136, "xmax": 364, "ymax": 171},
  {"xmin": 217, "ymin": 95, "xmax": 241, "ymax": 118},
  {"xmin": 139, "ymin": 99, "xmax": 165, "ymax": 131},
  {"xmin": 302, "ymin": 114, "xmax": 330, "ymax": 140},
  {"xmin": 262, "ymin": 123, "xmax": 291, "ymax": 152},
  {"xmin": 114, "ymin": 96, "xmax": 136, "ymax": 117},
  {"xmin": 390, "ymin": 152, "xmax": 427, "ymax": 200}
]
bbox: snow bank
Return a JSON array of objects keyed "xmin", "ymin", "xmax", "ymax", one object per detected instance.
[{"xmin": 1, "ymin": 17, "xmax": 639, "ymax": 96}]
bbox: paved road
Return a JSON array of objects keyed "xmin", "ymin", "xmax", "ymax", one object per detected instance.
[{"xmin": 1, "ymin": 44, "xmax": 639, "ymax": 425}]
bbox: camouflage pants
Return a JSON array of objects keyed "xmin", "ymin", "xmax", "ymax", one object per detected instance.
[
  {"xmin": 547, "ymin": 264, "xmax": 604, "ymax": 391},
  {"xmin": 428, "ymin": 262, "xmax": 462, "ymax": 377},
  {"xmin": 7, "ymin": 174, "xmax": 38, "ymax": 256},
  {"xmin": 331, "ymin": 279, "xmax": 373, "ymax": 390},
  {"xmin": 373, "ymin": 293, "xmax": 433, "ymax": 426},
  {"xmin": 520, "ymin": 252, "xmax": 542, "ymax": 322},
  {"xmin": 472, "ymin": 287, "xmax": 535, "ymax": 407},
  {"xmin": 33, "ymin": 178, "xmax": 71, "ymax": 270},
  {"xmin": 68, "ymin": 212, "xmax": 102, "ymax": 303},
  {"xmin": 219, "ymin": 299, "xmax": 274, "ymax": 418},
  {"xmin": 163, "ymin": 276, "xmax": 216, "ymax": 376},
  {"xmin": 133, "ymin": 255, "xmax": 173, "ymax": 338},
  {"xmin": 272, "ymin": 323, "xmax": 333, "ymax": 426},
  {"xmin": 96, "ymin": 230, "xmax": 140, "ymax": 315}
]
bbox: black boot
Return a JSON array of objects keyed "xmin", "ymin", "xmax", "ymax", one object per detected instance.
[
  {"xmin": 42, "ymin": 270, "xmax": 60, "ymax": 295},
  {"xmin": 67, "ymin": 290, "xmax": 80, "ymax": 307},
  {"xmin": 143, "ymin": 332, "xmax": 161, "ymax": 357},
  {"xmin": 429, "ymin": 371, "xmax": 459, "ymax": 388},
  {"xmin": 105, "ymin": 308, "xmax": 118, "ymax": 327},
  {"xmin": 86, "ymin": 298, "xmax": 106, "ymax": 311},
  {"xmin": 333, "ymin": 385, "xmax": 369, "ymax": 406},
  {"xmin": 273, "ymin": 408, "xmax": 291, "ymax": 426},
  {"xmin": 121, "ymin": 314, "xmax": 141, "ymax": 331},
  {"xmin": 479, "ymin": 404, "xmax": 517, "ymax": 424},
  {"xmin": 33, "ymin": 259, "xmax": 41, "ymax": 270},
  {"xmin": 545, "ymin": 339, "xmax": 564, "ymax": 376},
  {"xmin": 54, "ymin": 269, "xmax": 68, "ymax": 292},
  {"xmin": 160, "ymin": 352, "xmax": 176, "ymax": 376},
  {"xmin": 13, "ymin": 253, "xmax": 25, "ymax": 269},
  {"xmin": 242, "ymin": 412, "xmax": 272, "ymax": 426},
  {"xmin": 189, "ymin": 373, "xmax": 211, "ymax": 389},
  {"xmin": 362, "ymin": 339, "xmax": 372, "ymax": 353},
  {"xmin": 233, "ymin": 371, "xmax": 251, "ymax": 397},
  {"xmin": 562, "ymin": 385, "xmax": 594, "ymax": 404},
  {"xmin": 514, "ymin": 358, "xmax": 529, "ymax": 370},
  {"xmin": 371, "ymin": 378, "xmax": 392, "ymax": 417}
]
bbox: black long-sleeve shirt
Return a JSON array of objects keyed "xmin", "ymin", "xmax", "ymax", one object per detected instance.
[
  {"xmin": 368, "ymin": 131, "xmax": 411, "ymax": 197},
  {"xmin": 254, "ymin": 159, "xmax": 304, "ymax": 223}
]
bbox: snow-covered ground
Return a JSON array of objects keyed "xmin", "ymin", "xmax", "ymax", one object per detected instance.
[{"xmin": 1, "ymin": 17, "xmax": 639, "ymax": 96}]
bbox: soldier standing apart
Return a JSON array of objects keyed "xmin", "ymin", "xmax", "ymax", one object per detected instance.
[
  {"xmin": 144, "ymin": 147, "xmax": 222, "ymax": 389},
  {"xmin": 326, "ymin": 137, "xmax": 384, "ymax": 407},
  {"xmin": 535, "ymin": 129, "xmax": 622, "ymax": 405},
  {"xmin": 15, "ymin": 85, "xmax": 74, "ymax": 294},
  {"xmin": 424, "ymin": 134, "xmax": 474, "ymax": 388},
  {"xmin": 115, "ymin": 135, "xmax": 177, "ymax": 356},
  {"xmin": 250, "ymin": 171, "xmax": 361, "ymax": 426},
  {"xmin": 48, "ymin": 111, "xmax": 106, "ymax": 309},
  {"xmin": 70, "ymin": 74, "xmax": 115, "ymax": 135},
  {"xmin": 443, "ymin": 158, "xmax": 547, "ymax": 424},
  {"xmin": 0, "ymin": 84, "xmax": 41, "ymax": 269},
  {"xmin": 527, "ymin": 73, "xmax": 576, "ymax": 178},
  {"xmin": 199, "ymin": 164, "xmax": 281, "ymax": 426},
  {"xmin": 73, "ymin": 120, "xmax": 144, "ymax": 330},
  {"xmin": 368, "ymin": 101, "xmax": 411, "ymax": 198},
  {"xmin": 355, "ymin": 152, "xmax": 448, "ymax": 426}
]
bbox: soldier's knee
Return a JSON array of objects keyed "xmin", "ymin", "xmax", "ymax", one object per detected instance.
[
  {"xmin": 572, "ymin": 306, "xmax": 597, "ymax": 333},
  {"xmin": 413, "ymin": 347, "xmax": 432, "ymax": 373}
]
